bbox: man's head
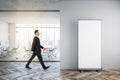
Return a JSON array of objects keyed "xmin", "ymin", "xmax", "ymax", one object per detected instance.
[{"xmin": 34, "ymin": 30, "xmax": 40, "ymax": 36}]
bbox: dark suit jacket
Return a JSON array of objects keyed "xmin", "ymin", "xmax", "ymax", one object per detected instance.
[{"xmin": 31, "ymin": 36, "xmax": 44, "ymax": 53}]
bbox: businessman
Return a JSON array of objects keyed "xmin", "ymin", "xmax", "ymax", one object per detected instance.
[{"xmin": 25, "ymin": 30, "xmax": 50, "ymax": 70}]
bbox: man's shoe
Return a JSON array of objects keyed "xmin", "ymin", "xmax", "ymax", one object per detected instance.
[
  {"xmin": 25, "ymin": 65, "xmax": 32, "ymax": 69},
  {"xmin": 44, "ymin": 66, "xmax": 50, "ymax": 70}
]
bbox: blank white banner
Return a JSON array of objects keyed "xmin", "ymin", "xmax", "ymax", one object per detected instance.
[{"xmin": 78, "ymin": 20, "xmax": 101, "ymax": 70}]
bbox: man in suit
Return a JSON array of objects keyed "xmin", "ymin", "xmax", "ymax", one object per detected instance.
[{"xmin": 25, "ymin": 30, "xmax": 50, "ymax": 70}]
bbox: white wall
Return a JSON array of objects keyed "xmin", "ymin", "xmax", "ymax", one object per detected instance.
[
  {"xmin": 0, "ymin": 0, "xmax": 120, "ymax": 70},
  {"xmin": 0, "ymin": 21, "xmax": 8, "ymax": 43},
  {"xmin": 60, "ymin": 0, "xmax": 120, "ymax": 70}
]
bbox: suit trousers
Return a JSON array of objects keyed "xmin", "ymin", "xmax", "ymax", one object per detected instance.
[{"xmin": 26, "ymin": 52, "xmax": 46, "ymax": 69}]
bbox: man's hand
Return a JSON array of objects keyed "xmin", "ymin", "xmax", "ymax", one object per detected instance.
[{"xmin": 43, "ymin": 48, "xmax": 46, "ymax": 51}]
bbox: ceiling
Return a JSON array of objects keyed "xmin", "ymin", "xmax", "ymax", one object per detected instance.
[
  {"xmin": 0, "ymin": 0, "xmax": 117, "ymax": 24},
  {"xmin": 0, "ymin": 0, "xmax": 117, "ymax": 10}
]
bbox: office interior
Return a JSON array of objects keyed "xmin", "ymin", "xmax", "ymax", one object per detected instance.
[
  {"xmin": 0, "ymin": 12, "xmax": 60, "ymax": 62},
  {"xmin": 0, "ymin": 0, "xmax": 120, "ymax": 80}
]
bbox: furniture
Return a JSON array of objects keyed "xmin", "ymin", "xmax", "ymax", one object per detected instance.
[
  {"xmin": 78, "ymin": 20, "xmax": 101, "ymax": 71},
  {"xmin": 0, "ymin": 46, "xmax": 2, "ymax": 57},
  {"xmin": 43, "ymin": 47, "xmax": 56, "ymax": 59}
]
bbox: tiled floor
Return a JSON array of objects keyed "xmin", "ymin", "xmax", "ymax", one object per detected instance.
[
  {"xmin": 1, "ymin": 62, "xmax": 120, "ymax": 80},
  {"xmin": 0, "ymin": 62, "xmax": 61, "ymax": 80}
]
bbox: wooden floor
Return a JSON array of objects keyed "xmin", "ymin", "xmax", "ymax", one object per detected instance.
[{"xmin": 0, "ymin": 62, "xmax": 120, "ymax": 80}]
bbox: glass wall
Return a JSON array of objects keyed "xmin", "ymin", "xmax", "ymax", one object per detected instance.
[{"xmin": 16, "ymin": 24, "xmax": 60, "ymax": 61}]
